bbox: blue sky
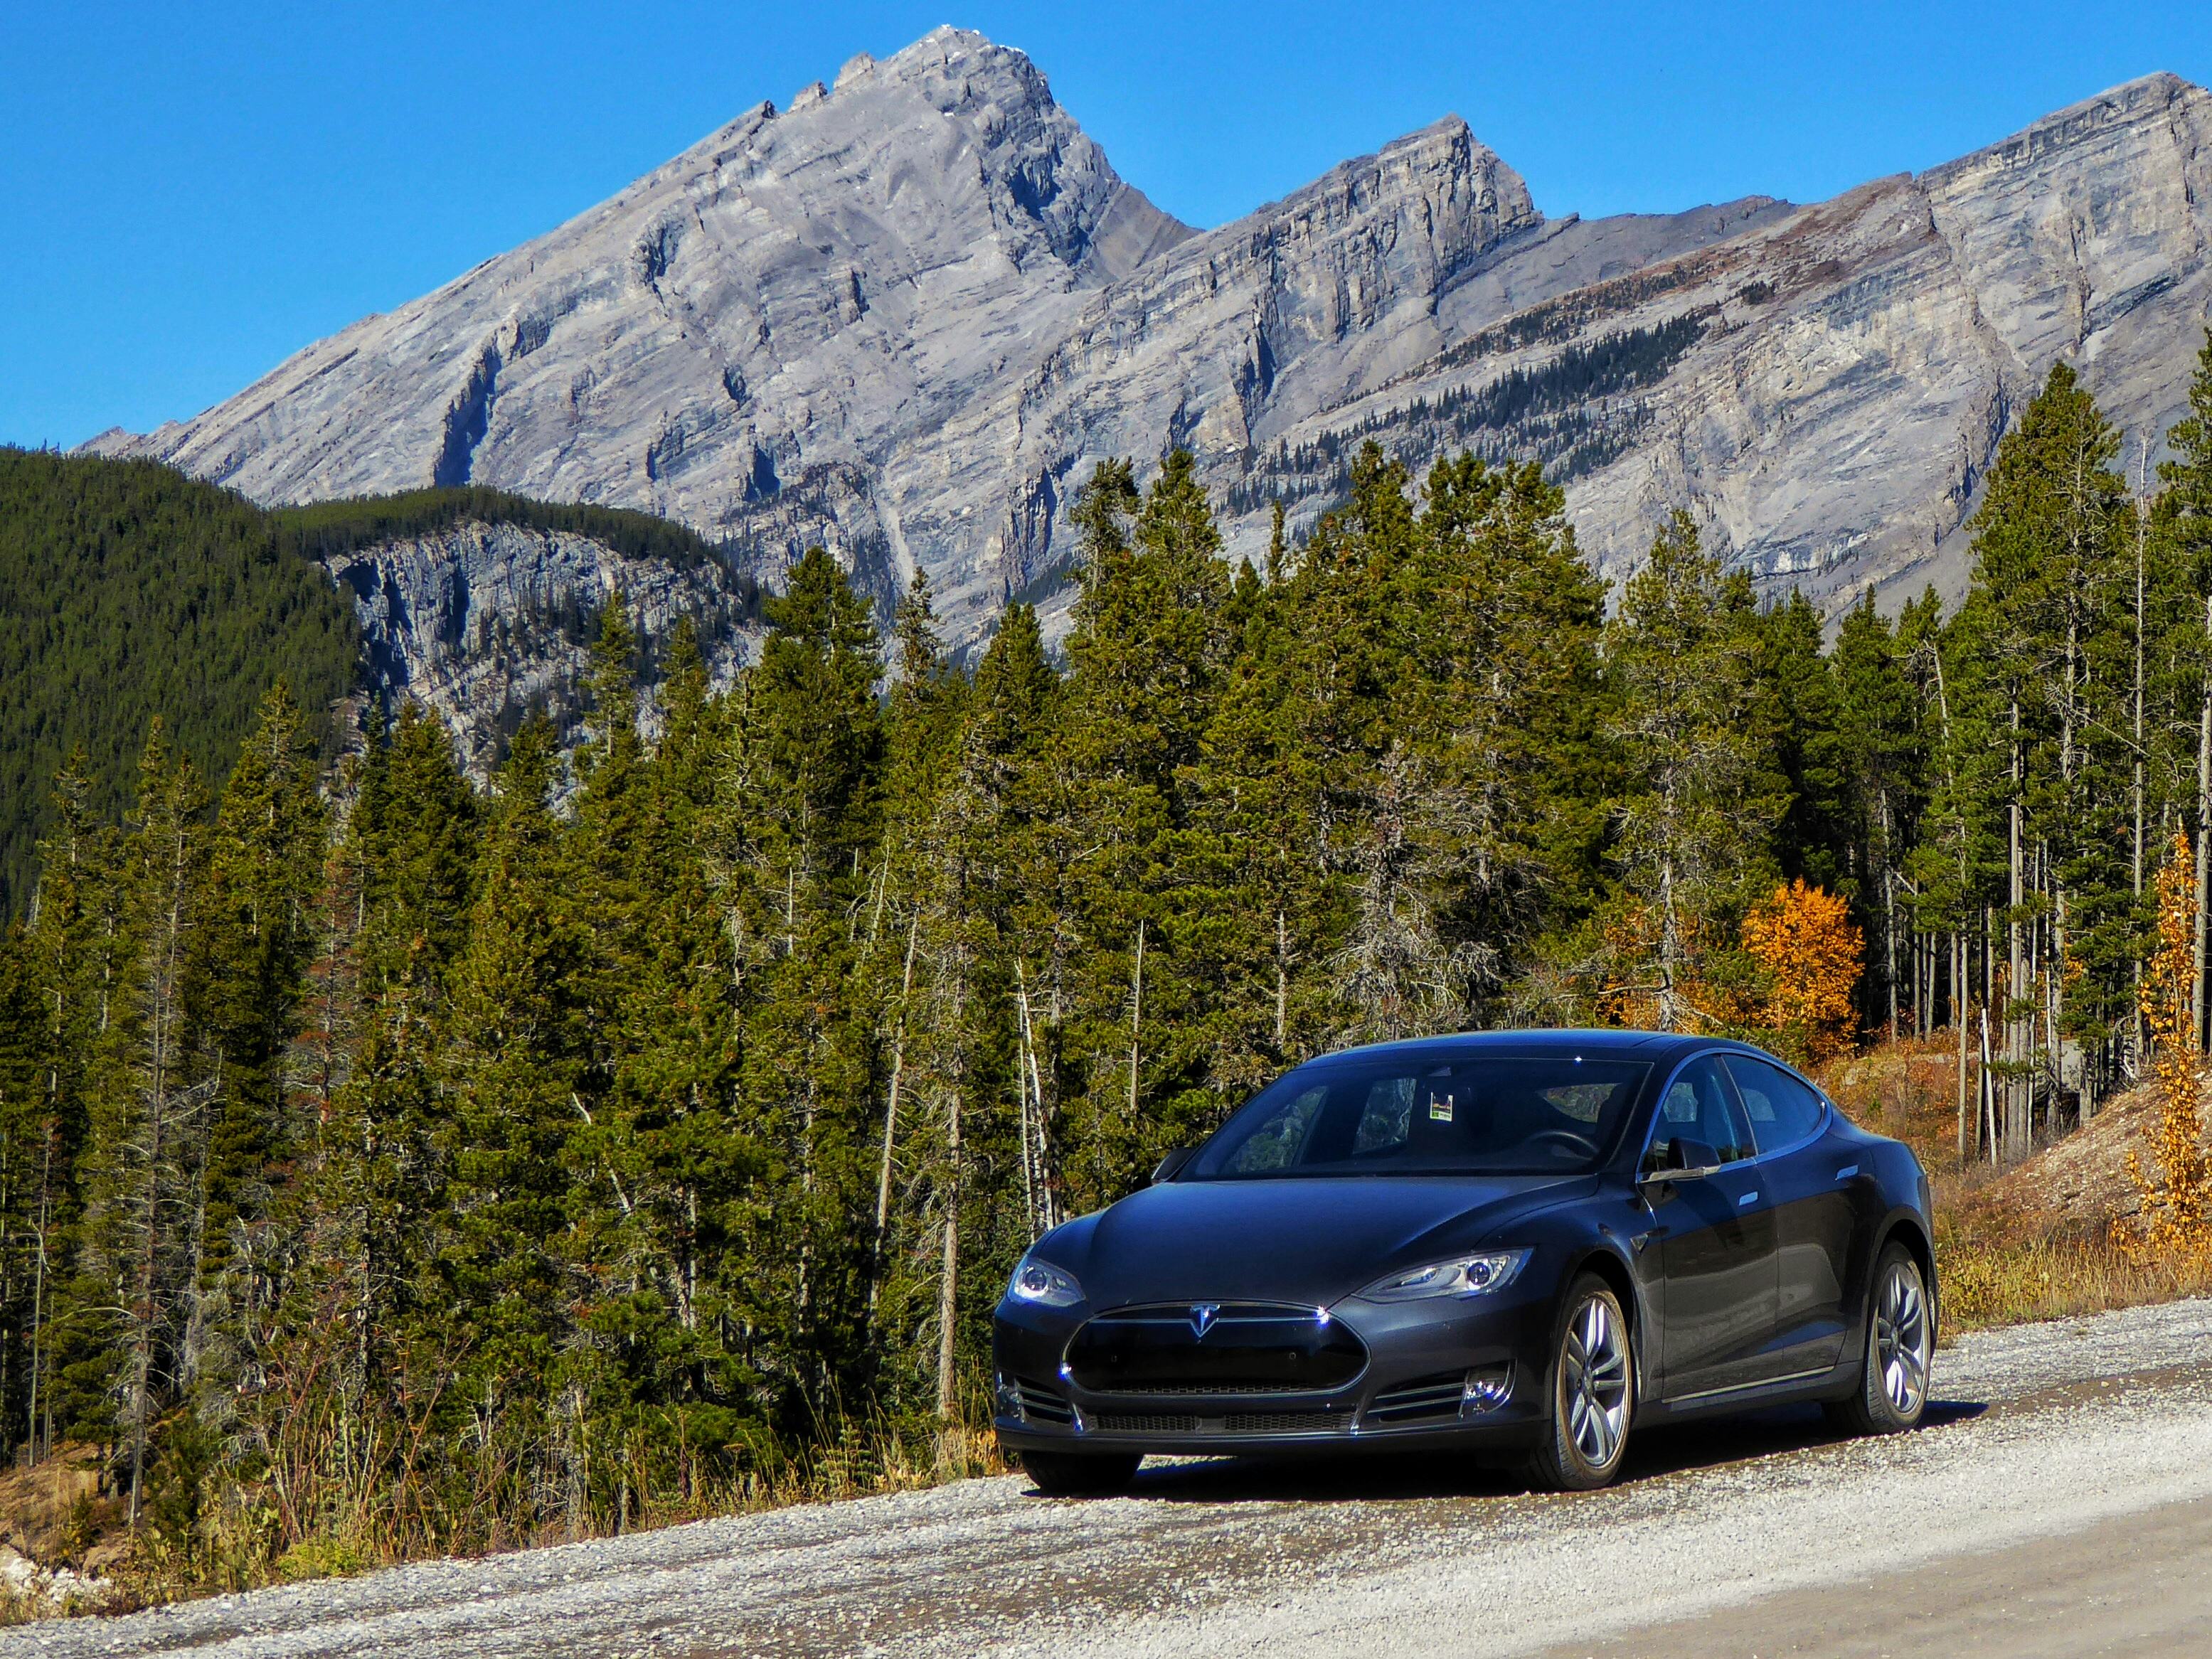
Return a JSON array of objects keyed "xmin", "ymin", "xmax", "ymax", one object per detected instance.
[{"xmin": 8, "ymin": 1, "xmax": 2212, "ymax": 449}]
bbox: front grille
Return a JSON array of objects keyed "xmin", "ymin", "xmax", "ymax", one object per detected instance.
[
  {"xmin": 1067, "ymin": 1303, "xmax": 1368, "ymax": 1394},
  {"xmin": 1095, "ymin": 1411, "xmax": 1199, "ymax": 1434},
  {"xmin": 1226, "ymin": 1409, "xmax": 1347, "ymax": 1434},
  {"xmin": 1013, "ymin": 1377, "xmax": 1074, "ymax": 1426},
  {"xmin": 1105, "ymin": 1380, "xmax": 1327, "ymax": 1397},
  {"xmin": 1366, "ymin": 1372, "xmax": 1464, "ymax": 1425},
  {"xmin": 1092, "ymin": 1408, "xmax": 1351, "ymax": 1436}
]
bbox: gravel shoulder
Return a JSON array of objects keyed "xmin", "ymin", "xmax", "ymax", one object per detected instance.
[{"xmin": 9, "ymin": 1297, "xmax": 2209, "ymax": 1659}]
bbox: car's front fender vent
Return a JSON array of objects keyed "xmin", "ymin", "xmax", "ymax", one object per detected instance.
[
  {"xmin": 1365, "ymin": 1372, "xmax": 1466, "ymax": 1425},
  {"xmin": 1012, "ymin": 1377, "xmax": 1074, "ymax": 1426}
]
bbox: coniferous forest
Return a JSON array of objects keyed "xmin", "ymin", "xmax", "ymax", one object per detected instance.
[{"xmin": 7, "ymin": 338, "xmax": 2212, "ymax": 1578}]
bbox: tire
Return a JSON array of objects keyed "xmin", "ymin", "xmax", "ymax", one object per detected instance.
[
  {"xmin": 1021, "ymin": 1449, "xmax": 1142, "ymax": 1497},
  {"xmin": 1826, "ymin": 1242, "xmax": 1933, "ymax": 1437},
  {"xmin": 1525, "ymin": 1273, "xmax": 1635, "ymax": 1492}
]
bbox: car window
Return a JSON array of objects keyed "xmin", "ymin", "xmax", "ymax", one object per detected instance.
[
  {"xmin": 1650, "ymin": 1055, "xmax": 1754, "ymax": 1165},
  {"xmin": 1352, "ymin": 1077, "xmax": 1415, "ymax": 1156},
  {"xmin": 1222, "ymin": 1085, "xmax": 1328, "ymax": 1173},
  {"xmin": 1190, "ymin": 1053, "xmax": 1651, "ymax": 1179},
  {"xmin": 1726, "ymin": 1056, "xmax": 1827, "ymax": 1151}
]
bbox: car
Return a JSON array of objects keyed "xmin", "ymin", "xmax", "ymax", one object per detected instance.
[{"xmin": 993, "ymin": 1029, "xmax": 1936, "ymax": 1495}]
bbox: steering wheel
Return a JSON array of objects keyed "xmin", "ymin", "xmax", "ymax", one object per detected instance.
[{"xmin": 1524, "ymin": 1128, "xmax": 1598, "ymax": 1159}]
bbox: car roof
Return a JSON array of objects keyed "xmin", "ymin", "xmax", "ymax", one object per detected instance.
[{"xmin": 1312, "ymin": 1028, "xmax": 1714, "ymax": 1065}]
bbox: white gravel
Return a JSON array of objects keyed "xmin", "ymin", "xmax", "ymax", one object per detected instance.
[{"xmin": 9, "ymin": 1298, "xmax": 2208, "ymax": 1658}]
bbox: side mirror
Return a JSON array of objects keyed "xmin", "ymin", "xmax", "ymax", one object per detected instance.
[
  {"xmin": 1151, "ymin": 1146, "xmax": 1198, "ymax": 1185},
  {"xmin": 1642, "ymin": 1137, "xmax": 1721, "ymax": 1185}
]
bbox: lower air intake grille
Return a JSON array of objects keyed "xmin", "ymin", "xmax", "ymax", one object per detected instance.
[
  {"xmin": 1225, "ymin": 1409, "xmax": 1347, "ymax": 1435},
  {"xmin": 1095, "ymin": 1411, "xmax": 1198, "ymax": 1434},
  {"xmin": 1092, "ymin": 1409, "xmax": 1350, "ymax": 1436},
  {"xmin": 1366, "ymin": 1372, "xmax": 1465, "ymax": 1425},
  {"xmin": 1014, "ymin": 1377, "xmax": 1074, "ymax": 1426}
]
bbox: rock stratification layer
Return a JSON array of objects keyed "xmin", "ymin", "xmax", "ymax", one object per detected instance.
[{"xmin": 89, "ymin": 34, "xmax": 2212, "ymax": 640}]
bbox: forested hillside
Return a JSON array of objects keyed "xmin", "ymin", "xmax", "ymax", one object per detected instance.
[
  {"xmin": 6, "ymin": 333, "xmax": 2212, "ymax": 1589},
  {"xmin": 0, "ymin": 452, "xmax": 358, "ymax": 915},
  {"xmin": 0, "ymin": 455, "xmax": 746, "ymax": 918}
]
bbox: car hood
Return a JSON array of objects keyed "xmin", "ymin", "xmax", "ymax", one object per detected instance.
[{"xmin": 1057, "ymin": 1174, "xmax": 1586, "ymax": 1309}]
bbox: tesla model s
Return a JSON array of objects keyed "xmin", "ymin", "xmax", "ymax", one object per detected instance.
[{"xmin": 993, "ymin": 1030, "xmax": 1936, "ymax": 1494}]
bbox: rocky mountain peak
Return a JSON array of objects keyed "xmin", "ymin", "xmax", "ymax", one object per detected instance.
[{"xmin": 83, "ymin": 39, "xmax": 2212, "ymax": 710}]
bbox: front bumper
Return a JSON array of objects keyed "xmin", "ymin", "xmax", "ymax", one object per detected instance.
[{"xmin": 992, "ymin": 1283, "xmax": 1556, "ymax": 1458}]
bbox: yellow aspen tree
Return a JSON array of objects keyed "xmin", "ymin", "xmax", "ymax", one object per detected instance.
[
  {"xmin": 1742, "ymin": 878, "xmax": 1864, "ymax": 1061},
  {"xmin": 2120, "ymin": 832, "xmax": 2212, "ymax": 1262}
]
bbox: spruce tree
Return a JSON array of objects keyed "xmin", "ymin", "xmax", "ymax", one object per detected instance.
[{"xmin": 1590, "ymin": 513, "xmax": 1776, "ymax": 1030}]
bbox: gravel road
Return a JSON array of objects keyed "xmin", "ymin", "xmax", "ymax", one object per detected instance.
[{"xmin": 10, "ymin": 1297, "xmax": 2209, "ymax": 1658}]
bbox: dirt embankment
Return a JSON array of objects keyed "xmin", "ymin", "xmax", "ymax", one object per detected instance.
[{"xmin": 0, "ymin": 1449, "xmax": 122, "ymax": 1616}]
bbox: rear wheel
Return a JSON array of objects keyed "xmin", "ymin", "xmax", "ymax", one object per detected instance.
[
  {"xmin": 1826, "ymin": 1242, "xmax": 1932, "ymax": 1436},
  {"xmin": 1021, "ymin": 1449, "xmax": 1141, "ymax": 1497},
  {"xmin": 1525, "ymin": 1274, "xmax": 1634, "ymax": 1492}
]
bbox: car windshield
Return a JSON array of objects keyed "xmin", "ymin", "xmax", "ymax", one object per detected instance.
[{"xmin": 1186, "ymin": 1052, "xmax": 1651, "ymax": 1179}]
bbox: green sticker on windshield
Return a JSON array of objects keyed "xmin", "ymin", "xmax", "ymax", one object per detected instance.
[{"xmin": 1429, "ymin": 1094, "xmax": 1455, "ymax": 1123}]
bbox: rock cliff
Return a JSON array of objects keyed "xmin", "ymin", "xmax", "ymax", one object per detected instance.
[
  {"xmin": 333, "ymin": 521, "xmax": 755, "ymax": 778},
  {"xmin": 87, "ymin": 32, "xmax": 2212, "ymax": 647}
]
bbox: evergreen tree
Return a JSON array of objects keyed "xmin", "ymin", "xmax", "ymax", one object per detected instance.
[{"xmin": 1587, "ymin": 512, "xmax": 1776, "ymax": 1030}]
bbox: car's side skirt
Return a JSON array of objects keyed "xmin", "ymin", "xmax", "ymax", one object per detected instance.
[{"xmin": 1638, "ymin": 1357, "xmax": 1857, "ymax": 1424}]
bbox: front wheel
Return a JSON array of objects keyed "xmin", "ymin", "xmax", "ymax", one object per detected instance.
[
  {"xmin": 1021, "ymin": 1449, "xmax": 1141, "ymax": 1497},
  {"xmin": 1525, "ymin": 1274, "xmax": 1635, "ymax": 1492},
  {"xmin": 1827, "ymin": 1242, "xmax": 1933, "ymax": 1436}
]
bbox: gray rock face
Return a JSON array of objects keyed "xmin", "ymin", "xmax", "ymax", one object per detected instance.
[
  {"xmin": 86, "ymin": 33, "xmax": 2212, "ymax": 649},
  {"xmin": 1284, "ymin": 70, "xmax": 2212, "ymax": 610},
  {"xmin": 331, "ymin": 522, "xmax": 754, "ymax": 778}
]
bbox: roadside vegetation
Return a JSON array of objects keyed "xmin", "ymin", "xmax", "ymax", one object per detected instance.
[{"xmin": 7, "ymin": 336, "xmax": 2212, "ymax": 1614}]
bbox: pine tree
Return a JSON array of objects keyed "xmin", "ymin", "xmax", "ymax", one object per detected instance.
[
  {"xmin": 1056, "ymin": 454, "xmax": 1233, "ymax": 1204},
  {"xmin": 718, "ymin": 546, "xmax": 884, "ymax": 1415},
  {"xmin": 1830, "ymin": 590, "xmax": 1927, "ymax": 1035},
  {"xmin": 1963, "ymin": 363, "xmax": 2132, "ymax": 1151},
  {"xmin": 191, "ymin": 686, "xmax": 328, "ymax": 1303},
  {"xmin": 1588, "ymin": 513, "xmax": 1776, "ymax": 1030},
  {"xmin": 70, "ymin": 722, "xmax": 212, "ymax": 1527}
]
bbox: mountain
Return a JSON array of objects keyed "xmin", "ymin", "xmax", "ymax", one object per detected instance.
[{"xmin": 85, "ymin": 30, "xmax": 2212, "ymax": 641}]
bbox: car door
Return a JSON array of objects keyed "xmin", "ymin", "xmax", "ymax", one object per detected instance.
[
  {"xmin": 1644, "ymin": 1055, "xmax": 1782, "ymax": 1400},
  {"xmin": 1728, "ymin": 1055, "xmax": 1852, "ymax": 1373}
]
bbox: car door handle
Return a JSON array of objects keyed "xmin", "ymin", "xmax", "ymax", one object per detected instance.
[
  {"xmin": 1835, "ymin": 1165, "xmax": 1859, "ymax": 1181},
  {"xmin": 1738, "ymin": 1190, "xmax": 1759, "ymax": 1207}
]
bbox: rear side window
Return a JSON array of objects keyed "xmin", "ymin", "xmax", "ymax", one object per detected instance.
[{"xmin": 1726, "ymin": 1056, "xmax": 1827, "ymax": 1151}]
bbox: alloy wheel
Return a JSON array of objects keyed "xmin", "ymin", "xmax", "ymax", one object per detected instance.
[
  {"xmin": 1874, "ymin": 1259, "xmax": 1930, "ymax": 1417},
  {"xmin": 1562, "ymin": 1291, "xmax": 1630, "ymax": 1469}
]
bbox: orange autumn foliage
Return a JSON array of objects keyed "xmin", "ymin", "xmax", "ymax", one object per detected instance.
[
  {"xmin": 1742, "ymin": 878, "xmax": 1863, "ymax": 1060},
  {"xmin": 2119, "ymin": 832, "xmax": 2212, "ymax": 1266}
]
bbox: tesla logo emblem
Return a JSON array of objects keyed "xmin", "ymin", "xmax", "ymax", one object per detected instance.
[{"xmin": 1189, "ymin": 1303, "xmax": 1221, "ymax": 1338}]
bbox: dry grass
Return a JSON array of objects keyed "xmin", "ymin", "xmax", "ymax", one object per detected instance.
[
  {"xmin": 6, "ymin": 1398, "xmax": 1011, "ymax": 1624},
  {"xmin": 101, "ymin": 1404, "xmax": 1011, "ymax": 1613},
  {"xmin": 1819, "ymin": 1035, "xmax": 2212, "ymax": 1333}
]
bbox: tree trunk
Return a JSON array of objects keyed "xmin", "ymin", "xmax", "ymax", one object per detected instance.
[
  {"xmin": 1015, "ymin": 964, "xmax": 1056, "ymax": 1235},
  {"xmin": 2196, "ymin": 593, "xmax": 2211, "ymax": 1051},
  {"xmin": 1955, "ymin": 933, "xmax": 1970, "ymax": 1163},
  {"xmin": 1127, "ymin": 919, "xmax": 1145, "ymax": 1120},
  {"xmin": 1275, "ymin": 910, "xmax": 1289, "ymax": 1050},
  {"xmin": 872, "ymin": 915, "xmax": 921, "ymax": 1257},
  {"xmin": 2008, "ymin": 696, "xmax": 2026, "ymax": 1165},
  {"xmin": 935, "ymin": 1083, "xmax": 961, "ymax": 1421}
]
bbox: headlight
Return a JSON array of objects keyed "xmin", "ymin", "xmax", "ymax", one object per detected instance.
[
  {"xmin": 1007, "ymin": 1254, "xmax": 1085, "ymax": 1308},
  {"xmin": 1353, "ymin": 1249, "xmax": 1531, "ymax": 1303}
]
